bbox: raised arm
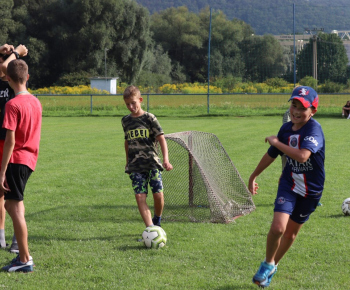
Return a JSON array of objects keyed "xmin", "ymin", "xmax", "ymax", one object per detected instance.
[
  {"xmin": 265, "ymin": 135, "xmax": 311, "ymax": 163},
  {"xmin": 0, "ymin": 44, "xmax": 28, "ymax": 75}
]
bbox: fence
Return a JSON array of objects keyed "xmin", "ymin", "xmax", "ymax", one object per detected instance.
[{"xmin": 36, "ymin": 93, "xmax": 350, "ymax": 117}]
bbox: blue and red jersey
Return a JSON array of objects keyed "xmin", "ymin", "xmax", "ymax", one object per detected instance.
[{"xmin": 268, "ymin": 118, "xmax": 325, "ymax": 197}]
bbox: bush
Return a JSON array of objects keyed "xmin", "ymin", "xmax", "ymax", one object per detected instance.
[
  {"xmin": 299, "ymin": 76, "xmax": 317, "ymax": 88},
  {"xmin": 30, "ymin": 85, "xmax": 109, "ymax": 95},
  {"xmin": 137, "ymin": 71, "xmax": 172, "ymax": 90},
  {"xmin": 54, "ymin": 71, "xmax": 91, "ymax": 86},
  {"xmin": 318, "ymin": 80, "xmax": 345, "ymax": 93},
  {"xmin": 265, "ymin": 77, "xmax": 288, "ymax": 88}
]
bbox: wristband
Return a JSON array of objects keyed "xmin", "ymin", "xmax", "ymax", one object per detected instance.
[{"xmin": 11, "ymin": 50, "xmax": 20, "ymax": 59}]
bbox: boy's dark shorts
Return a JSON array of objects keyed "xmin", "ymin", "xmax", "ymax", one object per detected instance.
[
  {"xmin": 5, "ymin": 164, "xmax": 32, "ymax": 201},
  {"xmin": 129, "ymin": 169, "xmax": 163, "ymax": 195},
  {"xmin": 274, "ymin": 184, "xmax": 321, "ymax": 224}
]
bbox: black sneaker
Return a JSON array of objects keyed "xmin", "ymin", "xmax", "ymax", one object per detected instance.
[{"xmin": 9, "ymin": 243, "xmax": 19, "ymax": 254}]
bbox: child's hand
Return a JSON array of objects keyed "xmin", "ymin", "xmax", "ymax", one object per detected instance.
[
  {"xmin": 0, "ymin": 44, "xmax": 14, "ymax": 55},
  {"xmin": 15, "ymin": 45, "xmax": 28, "ymax": 57},
  {"xmin": 248, "ymin": 176, "xmax": 259, "ymax": 195},
  {"xmin": 163, "ymin": 161, "xmax": 173, "ymax": 171},
  {"xmin": 265, "ymin": 135, "xmax": 278, "ymax": 146}
]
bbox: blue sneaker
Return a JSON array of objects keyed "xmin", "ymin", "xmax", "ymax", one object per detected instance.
[
  {"xmin": 252, "ymin": 261, "xmax": 275, "ymax": 287},
  {"xmin": 2, "ymin": 255, "xmax": 34, "ymax": 273},
  {"xmin": 259, "ymin": 265, "xmax": 277, "ymax": 288}
]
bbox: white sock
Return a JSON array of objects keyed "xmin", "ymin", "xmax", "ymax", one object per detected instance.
[
  {"xmin": 0, "ymin": 229, "xmax": 6, "ymax": 248},
  {"xmin": 264, "ymin": 259, "xmax": 275, "ymax": 266}
]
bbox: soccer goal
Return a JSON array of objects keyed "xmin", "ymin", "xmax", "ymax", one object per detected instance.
[{"xmin": 158, "ymin": 131, "xmax": 255, "ymax": 223}]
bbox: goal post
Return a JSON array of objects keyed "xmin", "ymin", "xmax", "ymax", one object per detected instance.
[{"xmin": 158, "ymin": 131, "xmax": 256, "ymax": 223}]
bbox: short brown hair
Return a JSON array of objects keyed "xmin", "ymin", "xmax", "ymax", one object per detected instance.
[
  {"xmin": 123, "ymin": 85, "xmax": 141, "ymax": 99},
  {"xmin": 7, "ymin": 59, "xmax": 28, "ymax": 84}
]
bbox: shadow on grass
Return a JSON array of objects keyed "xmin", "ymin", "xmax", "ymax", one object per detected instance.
[
  {"xmin": 25, "ymin": 204, "xmax": 140, "ymax": 223},
  {"xmin": 323, "ymin": 214, "xmax": 347, "ymax": 218},
  {"xmin": 214, "ymin": 285, "xmax": 257, "ymax": 290}
]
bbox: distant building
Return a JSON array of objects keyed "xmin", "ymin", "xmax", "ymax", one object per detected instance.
[{"xmin": 90, "ymin": 77, "xmax": 119, "ymax": 94}]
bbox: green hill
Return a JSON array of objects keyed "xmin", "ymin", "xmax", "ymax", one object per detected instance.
[{"xmin": 135, "ymin": 0, "xmax": 350, "ymax": 35}]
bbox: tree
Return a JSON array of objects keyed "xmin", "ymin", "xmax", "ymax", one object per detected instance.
[
  {"xmin": 151, "ymin": 6, "xmax": 255, "ymax": 83},
  {"xmin": 7, "ymin": 0, "xmax": 152, "ymax": 88},
  {"xmin": 151, "ymin": 6, "xmax": 207, "ymax": 82},
  {"xmin": 0, "ymin": 0, "xmax": 15, "ymax": 45},
  {"xmin": 137, "ymin": 45, "xmax": 172, "ymax": 87},
  {"xmin": 240, "ymin": 35, "xmax": 287, "ymax": 82},
  {"xmin": 297, "ymin": 33, "xmax": 349, "ymax": 84},
  {"xmin": 199, "ymin": 8, "xmax": 253, "ymax": 80}
]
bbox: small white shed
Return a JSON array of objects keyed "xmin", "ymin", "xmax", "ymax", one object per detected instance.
[{"xmin": 90, "ymin": 77, "xmax": 119, "ymax": 94}]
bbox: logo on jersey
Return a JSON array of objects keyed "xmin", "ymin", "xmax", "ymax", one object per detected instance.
[
  {"xmin": 277, "ymin": 197, "xmax": 285, "ymax": 204},
  {"xmin": 127, "ymin": 129, "xmax": 149, "ymax": 140},
  {"xmin": 304, "ymin": 136, "xmax": 318, "ymax": 147},
  {"xmin": 0, "ymin": 88, "xmax": 10, "ymax": 99},
  {"xmin": 289, "ymin": 134, "xmax": 300, "ymax": 148}
]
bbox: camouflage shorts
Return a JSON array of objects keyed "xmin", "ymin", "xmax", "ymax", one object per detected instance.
[{"xmin": 129, "ymin": 169, "xmax": 163, "ymax": 195}]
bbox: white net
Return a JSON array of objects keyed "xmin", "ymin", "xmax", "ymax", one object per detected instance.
[{"xmin": 158, "ymin": 131, "xmax": 255, "ymax": 223}]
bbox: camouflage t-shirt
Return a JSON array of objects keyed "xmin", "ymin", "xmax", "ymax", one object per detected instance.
[{"xmin": 121, "ymin": 112, "xmax": 164, "ymax": 173}]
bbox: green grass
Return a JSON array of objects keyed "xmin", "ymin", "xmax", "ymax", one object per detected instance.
[{"xmin": 0, "ymin": 115, "xmax": 349, "ymax": 289}]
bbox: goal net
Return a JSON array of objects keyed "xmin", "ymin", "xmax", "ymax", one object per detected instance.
[{"xmin": 158, "ymin": 131, "xmax": 255, "ymax": 223}]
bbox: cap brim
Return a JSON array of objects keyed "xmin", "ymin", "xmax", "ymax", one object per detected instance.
[{"xmin": 289, "ymin": 96, "xmax": 311, "ymax": 108}]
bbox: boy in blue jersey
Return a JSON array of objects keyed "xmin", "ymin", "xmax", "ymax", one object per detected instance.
[{"xmin": 249, "ymin": 86, "xmax": 325, "ymax": 288}]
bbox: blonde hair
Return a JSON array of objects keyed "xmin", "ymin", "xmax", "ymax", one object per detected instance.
[{"xmin": 123, "ymin": 85, "xmax": 141, "ymax": 99}]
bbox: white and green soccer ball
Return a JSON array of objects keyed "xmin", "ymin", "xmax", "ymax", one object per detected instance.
[
  {"xmin": 342, "ymin": 198, "xmax": 350, "ymax": 216},
  {"xmin": 142, "ymin": 226, "xmax": 167, "ymax": 249}
]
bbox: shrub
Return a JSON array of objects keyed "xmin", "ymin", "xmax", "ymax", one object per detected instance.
[
  {"xmin": 318, "ymin": 80, "xmax": 344, "ymax": 93},
  {"xmin": 299, "ymin": 76, "xmax": 317, "ymax": 88},
  {"xmin": 265, "ymin": 77, "xmax": 288, "ymax": 88},
  {"xmin": 54, "ymin": 71, "xmax": 91, "ymax": 86},
  {"xmin": 30, "ymin": 85, "xmax": 109, "ymax": 95}
]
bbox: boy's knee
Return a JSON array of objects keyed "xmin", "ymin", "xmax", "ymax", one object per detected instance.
[
  {"xmin": 135, "ymin": 192, "xmax": 147, "ymax": 199},
  {"xmin": 283, "ymin": 232, "xmax": 297, "ymax": 242},
  {"xmin": 269, "ymin": 224, "xmax": 285, "ymax": 237},
  {"xmin": 153, "ymin": 192, "xmax": 163, "ymax": 200}
]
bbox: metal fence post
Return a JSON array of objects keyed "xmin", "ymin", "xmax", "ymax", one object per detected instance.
[
  {"xmin": 147, "ymin": 94, "xmax": 149, "ymax": 112},
  {"xmin": 90, "ymin": 95, "xmax": 93, "ymax": 114}
]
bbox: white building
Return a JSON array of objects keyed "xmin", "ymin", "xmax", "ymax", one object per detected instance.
[{"xmin": 90, "ymin": 77, "xmax": 119, "ymax": 94}]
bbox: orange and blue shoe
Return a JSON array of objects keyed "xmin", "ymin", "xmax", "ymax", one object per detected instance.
[
  {"xmin": 258, "ymin": 265, "xmax": 277, "ymax": 288},
  {"xmin": 252, "ymin": 261, "xmax": 276, "ymax": 288}
]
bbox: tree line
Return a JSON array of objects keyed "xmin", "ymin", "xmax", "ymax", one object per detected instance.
[
  {"xmin": 136, "ymin": 0, "xmax": 350, "ymax": 35},
  {"xmin": 2, "ymin": 0, "xmax": 349, "ymax": 89}
]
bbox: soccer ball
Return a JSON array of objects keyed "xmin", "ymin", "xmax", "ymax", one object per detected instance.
[
  {"xmin": 142, "ymin": 226, "xmax": 167, "ymax": 249},
  {"xmin": 341, "ymin": 198, "xmax": 350, "ymax": 216}
]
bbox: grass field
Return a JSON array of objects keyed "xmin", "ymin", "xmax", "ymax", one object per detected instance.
[{"xmin": 0, "ymin": 115, "xmax": 349, "ymax": 289}]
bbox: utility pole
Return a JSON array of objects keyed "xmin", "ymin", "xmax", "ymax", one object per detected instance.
[
  {"xmin": 304, "ymin": 28, "xmax": 324, "ymax": 86},
  {"xmin": 312, "ymin": 34, "xmax": 317, "ymax": 82},
  {"xmin": 104, "ymin": 48, "xmax": 109, "ymax": 82}
]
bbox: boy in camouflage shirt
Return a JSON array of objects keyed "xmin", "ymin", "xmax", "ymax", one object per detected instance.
[{"xmin": 121, "ymin": 86, "xmax": 173, "ymax": 227}]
